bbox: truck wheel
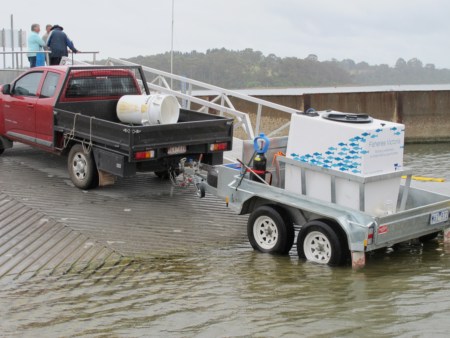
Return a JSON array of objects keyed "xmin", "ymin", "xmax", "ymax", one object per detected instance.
[
  {"xmin": 419, "ymin": 231, "xmax": 440, "ymax": 243},
  {"xmin": 206, "ymin": 168, "xmax": 218, "ymax": 188},
  {"xmin": 154, "ymin": 169, "xmax": 180, "ymax": 179},
  {"xmin": 297, "ymin": 220, "xmax": 346, "ymax": 266},
  {"xmin": 68, "ymin": 144, "xmax": 99, "ymax": 189},
  {"xmin": 247, "ymin": 206, "xmax": 294, "ymax": 255}
]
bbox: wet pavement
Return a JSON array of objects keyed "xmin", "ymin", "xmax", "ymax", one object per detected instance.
[{"xmin": 0, "ymin": 144, "xmax": 248, "ymax": 258}]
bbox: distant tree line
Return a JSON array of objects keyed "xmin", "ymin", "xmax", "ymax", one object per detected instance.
[{"xmin": 123, "ymin": 48, "xmax": 450, "ymax": 89}]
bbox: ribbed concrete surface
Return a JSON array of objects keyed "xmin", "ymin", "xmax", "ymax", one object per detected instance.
[
  {"xmin": 0, "ymin": 144, "xmax": 248, "ymax": 283},
  {"xmin": 0, "ymin": 193, "xmax": 123, "ymax": 285}
]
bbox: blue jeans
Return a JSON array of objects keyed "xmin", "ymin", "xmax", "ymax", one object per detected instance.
[{"xmin": 28, "ymin": 56, "xmax": 37, "ymax": 68}]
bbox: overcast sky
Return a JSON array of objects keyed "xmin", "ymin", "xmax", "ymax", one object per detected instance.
[{"xmin": 3, "ymin": 0, "xmax": 450, "ymax": 69}]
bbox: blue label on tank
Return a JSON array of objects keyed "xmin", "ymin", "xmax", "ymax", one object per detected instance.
[{"xmin": 290, "ymin": 127, "xmax": 403, "ymax": 173}]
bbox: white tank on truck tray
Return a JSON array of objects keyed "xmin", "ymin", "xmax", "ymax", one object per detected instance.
[
  {"xmin": 285, "ymin": 110, "xmax": 405, "ymax": 216},
  {"xmin": 116, "ymin": 94, "xmax": 180, "ymax": 125}
]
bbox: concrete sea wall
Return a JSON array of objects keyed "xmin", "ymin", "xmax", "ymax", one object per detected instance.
[{"xmin": 214, "ymin": 90, "xmax": 450, "ymax": 143}]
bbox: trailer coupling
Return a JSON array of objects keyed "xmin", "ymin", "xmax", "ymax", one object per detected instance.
[{"xmin": 168, "ymin": 157, "xmax": 206, "ymax": 198}]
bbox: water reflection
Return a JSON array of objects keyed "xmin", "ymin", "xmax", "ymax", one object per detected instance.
[{"xmin": 1, "ymin": 238, "xmax": 450, "ymax": 337}]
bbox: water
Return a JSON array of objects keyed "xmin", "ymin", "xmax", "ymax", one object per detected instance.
[
  {"xmin": 404, "ymin": 143, "xmax": 450, "ymax": 180},
  {"xmin": 1, "ymin": 143, "xmax": 450, "ymax": 337}
]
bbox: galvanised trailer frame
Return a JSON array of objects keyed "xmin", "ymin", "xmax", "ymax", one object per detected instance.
[{"xmin": 199, "ymin": 137, "xmax": 450, "ymax": 268}]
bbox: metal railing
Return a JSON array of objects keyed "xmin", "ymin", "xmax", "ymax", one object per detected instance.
[
  {"xmin": 1, "ymin": 51, "xmax": 99, "ymax": 69},
  {"xmin": 107, "ymin": 57, "xmax": 301, "ymax": 140},
  {"xmin": 0, "ymin": 50, "xmax": 49, "ymax": 69}
]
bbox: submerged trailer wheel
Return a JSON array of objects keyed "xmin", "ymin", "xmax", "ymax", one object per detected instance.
[
  {"xmin": 297, "ymin": 220, "xmax": 347, "ymax": 266},
  {"xmin": 68, "ymin": 144, "xmax": 99, "ymax": 190},
  {"xmin": 247, "ymin": 206, "xmax": 294, "ymax": 255}
]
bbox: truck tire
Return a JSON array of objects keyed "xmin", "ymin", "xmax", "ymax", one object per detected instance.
[
  {"xmin": 206, "ymin": 168, "xmax": 218, "ymax": 188},
  {"xmin": 68, "ymin": 144, "xmax": 99, "ymax": 190},
  {"xmin": 154, "ymin": 169, "xmax": 180, "ymax": 179},
  {"xmin": 247, "ymin": 206, "xmax": 294, "ymax": 255},
  {"xmin": 297, "ymin": 220, "xmax": 346, "ymax": 266}
]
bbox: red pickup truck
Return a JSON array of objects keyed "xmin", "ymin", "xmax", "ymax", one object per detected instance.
[{"xmin": 0, "ymin": 65, "xmax": 233, "ymax": 189}]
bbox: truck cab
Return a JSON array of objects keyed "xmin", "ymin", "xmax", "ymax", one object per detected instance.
[{"xmin": 0, "ymin": 67, "xmax": 67, "ymax": 150}]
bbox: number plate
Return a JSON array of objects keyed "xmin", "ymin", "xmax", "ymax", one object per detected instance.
[
  {"xmin": 167, "ymin": 145, "xmax": 187, "ymax": 155},
  {"xmin": 430, "ymin": 209, "xmax": 449, "ymax": 225}
]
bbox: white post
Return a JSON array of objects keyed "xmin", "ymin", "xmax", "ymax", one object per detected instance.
[
  {"xmin": 10, "ymin": 14, "xmax": 15, "ymax": 69},
  {"xmin": 19, "ymin": 28, "xmax": 23, "ymax": 69},
  {"xmin": 2, "ymin": 29, "xmax": 6, "ymax": 68},
  {"xmin": 170, "ymin": 0, "xmax": 174, "ymax": 89}
]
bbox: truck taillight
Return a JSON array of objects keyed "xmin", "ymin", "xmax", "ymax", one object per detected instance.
[
  {"xmin": 135, "ymin": 150, "xmax": 155, "ymax": 160},
  {"xmin": 210, "ymin": 142, "xmax": 228, "ymax": 152}
]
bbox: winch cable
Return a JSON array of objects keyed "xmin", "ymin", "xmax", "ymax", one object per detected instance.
[{"xmin": 235, "ymin": 150, "xmax": 256, "ymax": 190}]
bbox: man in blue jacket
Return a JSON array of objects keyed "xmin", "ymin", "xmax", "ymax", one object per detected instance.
[
  {"xmin": 27, "ymin": 24, "xmax": 46, "ymax": 68},
  {"xmin": 46, "ymin": 25, "xmax": 79, "ymax": 65}
]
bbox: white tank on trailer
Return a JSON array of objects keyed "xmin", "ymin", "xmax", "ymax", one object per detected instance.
[{"xmin": 285, "ymin": 110, "xmax": 405, "ymax": 216}]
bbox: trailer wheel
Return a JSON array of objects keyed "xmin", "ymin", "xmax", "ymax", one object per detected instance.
[
  {"xmin": 297, "ymin": 220, "xmax": 346, "ymax": 266},
  {"xmin": 247, "ymin": 206, "xmax": 294, "ymax": 255},
  {"xmin": 0, "ymin": 148, "xmax": 4, "ymax": 155},
  {"xmin": 419, "ymin": 231, "xmax": 440, "ymax": 243},
  {"xmin": 196, "ymin": 183, "xmax": 206, "ymax": 198},
  {"xmin": 68, "ymin": 144, "xmax": 99, "ymax": 190}
]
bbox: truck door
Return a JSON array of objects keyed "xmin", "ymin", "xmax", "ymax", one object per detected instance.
[
  {"xmin": 3, "ymin": 71, "xmax": 44, "ymax": 143},
  {"xmin": 35, "ymin": 71, "xmax": 62, "ymax": 147}
]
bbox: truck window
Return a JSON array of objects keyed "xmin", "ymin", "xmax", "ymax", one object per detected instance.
[
  {"xmin": 12, "ymin": 72, "xmax": 43, "ymax": 97},
  {"xmin": 65, "ymin": 76, "xmax": 140, "ymax": 98},
  {"xmin": 41, "ymin": 72, "xmax": 61, "ymax": 98}
]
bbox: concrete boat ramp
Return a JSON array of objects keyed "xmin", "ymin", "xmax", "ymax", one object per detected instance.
[
  {"xmin": 0, "ymin": 144, "xmax": 248, "ymax": 285},
  {"xmin": 1, "ymin": 143, "xmax": 449, "ymax": 285},
  {"xmin": 0, "ymin": 193, "xmax": 123, "ymax": 285}
]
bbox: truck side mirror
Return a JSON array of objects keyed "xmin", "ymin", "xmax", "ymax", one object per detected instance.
[{"xmin": 1, "ymin": 84, "xmax": 11, "ymax": 95}]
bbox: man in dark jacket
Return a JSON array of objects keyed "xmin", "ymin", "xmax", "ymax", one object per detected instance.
[{"xmin": 46, "ymin": 25, "xmax": 79, "ymax": 65}]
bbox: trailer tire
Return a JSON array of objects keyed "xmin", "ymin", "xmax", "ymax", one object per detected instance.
[
  {"xmin": 196, "ymin": 183, "xmax": 206, "ymax": 198},
  {"xmin": 68, "ymin": 144, "xmax": 99, "ymax": 190},
  {"xmin": 297, "ymin": 220, "xmax": 346, "ymax": 266},
  {"xmin": 0, "ymin": 148, "xmax": 4, "ymax": 155},
  {"xmin": 419, "ymin": 231, "xmax": 440, "ymax": 243},
  {"xmin": 247, "ymin": 206, "xmax": 294, "ymax": 255}
]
